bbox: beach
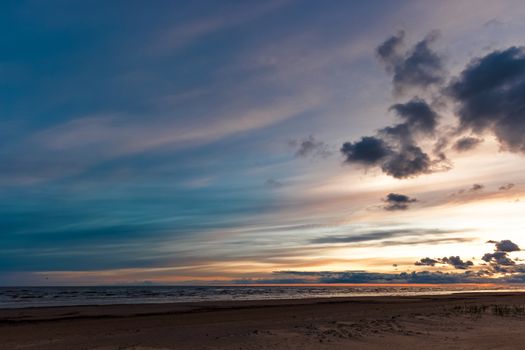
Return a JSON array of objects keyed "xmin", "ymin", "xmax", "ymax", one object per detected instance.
[{"xmin": 2, "ymin": 292, "xmax": 525, "ymax": 349}]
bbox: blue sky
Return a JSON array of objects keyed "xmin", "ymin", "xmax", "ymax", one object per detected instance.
[{"xmin": 3, "ymin": 0, "xmax": 525, "ymax": 285}]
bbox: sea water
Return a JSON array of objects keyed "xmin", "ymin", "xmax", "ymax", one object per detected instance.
[{"xmin": 1, "ymin": 284, "xmax": 524, "ymax": 309}]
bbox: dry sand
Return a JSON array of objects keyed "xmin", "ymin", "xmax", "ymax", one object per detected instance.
[{"xmin": 2, "ymin": 292, "xmax": 525, "ymax": 349}]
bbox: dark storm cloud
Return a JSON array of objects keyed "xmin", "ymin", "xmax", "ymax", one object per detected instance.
[
  {"xmin": 376, "ymin": 30, "xmax": 405, "ymax": 71},
  {"xmin": 345, "ymin": 36, "xmax": 525, "ymax": 180},
  {"xmin": 377, "ymin": 31, "xmax": 445, "ymax": 94},
  {"xmin": 453, "ymin": 136, "xmax": 483, "ymax": 152},
  {"xmin": 380, "ymin": 98, "xmax": 442, "ymax": 178},
  {"xmin": 341, "ymin": 32, "xmax": 460, "ymax": 179},
  {"xmin": 416, "ymin": 239, "xmax": 522, "ymax": 277},
  {"xmin": 341, "ymin": 98, "xmax": 444, "ymax": 179},
  {"xmin": 499, "ymin": 183, "xmax": 515, "ymax": 191},
  {"xmin": 488, "ymin": 239, "xmax": 521, "ymax": 252},
  {"xmin": 292, "ymin": 135, "xmax": 332, "ymax": 158},
  {"xmin": 482, "ymin": 251, "xmax": 515, "ymax": 266},
  {"xmin": 415, "ymin": 256, "xmax": 473, "ymax": 269},
  {"xmin": 383, "ymin": 193, "xmax": 417, "ymax": 211},
  {"xmin": 389, "ymin": 98, "xmax": 439, "ymax": 135},
  {"xmin": 341, "ymin": 136, "xmax": 392, "ymax": 165},
  {"xmin": 380, "ymin": 145, "xmax": 432, "ymax": 178},
  {"xmin": 448, "ymin": 47, "xmax": 525, "ymax": 153},
  {"xmin": 341, "ymin": 139, "xmax": 434, "ymax": 179},
  {"xmin": 241, "ymin": 240, "xmax": 525, "ymax": 286},
  {"xmin": 415, "ymin": 257, "xmax": 439, "ymax": 266},
  {"xmin": 244, "ymin": 238, "xmax": 525, "ymax": 284},
  {"xmin": 441, "ymin": 256, "xmax": 473, "ymax": 269}
]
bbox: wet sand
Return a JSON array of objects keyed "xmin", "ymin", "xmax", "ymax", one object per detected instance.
[{"xmin": 2, "ymin": 292, "xmax": 525, "ymax": 349}]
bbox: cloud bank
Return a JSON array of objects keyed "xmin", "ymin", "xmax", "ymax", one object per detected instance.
[
  {"xmin": 342, "ymin": 34, "xmax": 525, "ymax": 180},
  {"xmin": 417, "ymin": 240, "xmax": 523, "ymax": 275},
  {"xmin": 377, "ymin": 30, "xmax": 445, "ymax": 95},
  {"xmin": 341, "ymin": 97, "xmax": 445, "ymax": 179},
  {"xmin": 449, "ymin": 47, "xmax": 525, "ymax": 153}
]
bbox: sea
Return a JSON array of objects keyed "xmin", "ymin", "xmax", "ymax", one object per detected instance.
[{"xmin": 1, "ymin": 284, "xmax": 524, "ymax": 309}]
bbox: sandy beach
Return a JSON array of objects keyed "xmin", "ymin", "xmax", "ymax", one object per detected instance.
[{"xmin": 2, "ymin": 292, "xmax": 525, "ymax": 349}]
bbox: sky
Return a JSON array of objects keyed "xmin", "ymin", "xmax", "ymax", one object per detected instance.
[{"xmin": 2, "ymin": 0, "xmax": 525, "ymax": 286}]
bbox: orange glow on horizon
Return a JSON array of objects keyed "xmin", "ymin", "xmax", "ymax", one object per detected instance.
[{"xmin": 211, "ymin": 283, "xmax": 500, "ymax": 288}]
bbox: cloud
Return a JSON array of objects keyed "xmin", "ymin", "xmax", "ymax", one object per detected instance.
[
  {"xmin": 310, "ymin": 228, "xmax": 465, "ymax": 245},
  {"xmin": 17, "ymin": 94, "xmax": 320, "ymax": 185},
  {"xmin": 344, "ymin": 37, "xmax": 525, "ymax": 181},
  {"xmin": 265, "ymin": 178, "xmax": 284, "ymax": 188},
  {"xmin": 152, "ymin": 0, "xmax": 291, "ymax": 53},
  {"xmin": 341, "ymin": 98, "xmax": 445, "ymax": 179},
  {"xmin": 380, "ymin": 145, "xmax": 433, "ymax": 179},
  {"xmin": 448, "ymin": 46, "xmax": 525, "ymax": 153},
  {"xmin": 487, "ymin": 239, "xmax": 521, "ymax": 252},
  {"xmin": 453, "ymin": 136, "xmax": 483, "ymax": 152},
  {"xmin": 377, "ymin": 98, "xmax": 442, "ymax": 179},
  {"xmin": 416, "ymin": 239, "xmax": 522, "ymax": 276},
  {"xmin": 238, "ymin": 265, "xmax": 525, "ymax": 284},
  {"xmin": 415, "ymin": 256, "xmax": 473, "ymax": 269},
  {"xmin": 377, "ymin": 31, "xmax": 445, "ymax": 94},
  {"xmin": 415, "ymin": 257, "xmax": 439, "ymax": 266},
  {"xmin": 311, "ymin": 229, "xmax": 408, "ymax": 244},
  {"xmin": 37, "ymin": 99, "xmax": 316, "ymax": 157},
  {"xmin": 484, "ymin": 19, "xmax": 505, "ymax": 28},
  {"xmin": 341, "ymin": 136, "xmax": 392, "ymax": 165},
  {"xmin": 441, "ymin": 256, "xmax": 473, "ymax": 269},
  {"xmin": 450, "ymin": 183, "xmax": 485, "ymax": 197},
  {"xmin": 235, "ymin": 239, "xmax": 523, "ymax": 285},
  {"xmin": 376, "ymin": 30, "xmax": 405, "ymax": 71},
  {"xmin": 383, "ymin": 193, "xmax": 417, "ymax": 211},
  {"xmin": 265, "ymin": 270, "xmax": 486, "ymax": 284},
  {"xmin": 388, "ymin": 98, "xmax": 439, "ymax": 135},
  {"xmin": 470, "ymin": 183, "xmax": 484, "ymax": 192},
  {"xmin": 380, "ymin": 237, "xmax": 473, "ymax": 247},
  {"xmin": 482, "ymin": 251, "xmax": 515, "ymax": 266},
  {"xmin": 292, "ymin": 135, "xmax": 332, "ymax": 158},
  {"xmin": 499, "ymin": 183, "xmax": 515, "ymax": 191}
]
